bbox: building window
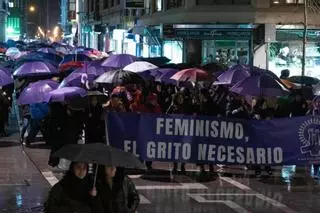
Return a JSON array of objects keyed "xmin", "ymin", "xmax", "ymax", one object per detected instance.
[
  {"xmin": 197, "ymin": 0, "xmax": 250, "ymax": 5},
  {"xmin": 167, "ymin": 0, "xmax": 185, "ymax": 9},
  {"xmin": 91, "ymin": 0, "xmax": 94, "ymax": 11},
  {"xmin": 118, "ymin": 0, "xmax": 121, "ymax": 5},
  {"xmin": 156, "ymin": 0, "xmax": 162, "ymax": 11},
  {"xmin": 271, "ymin": 0, "xmax": 304, "ymax": 4},
  {"xmin": 104, "ymin": 0, "xmax": 109, "ymax": 8},
  {"xmin": 111, "ymin": 0, "xmax": 114, "ymax": 7}
]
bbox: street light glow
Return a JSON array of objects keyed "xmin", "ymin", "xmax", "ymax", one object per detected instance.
[{"xmin": 29, "ymin": 5, "xmax": 35, "ymax": 12}]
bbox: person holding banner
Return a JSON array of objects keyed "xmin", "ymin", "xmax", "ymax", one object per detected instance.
[{"xmin": 167, "ymin": 92, "xmax": 194, "ymax": 173}]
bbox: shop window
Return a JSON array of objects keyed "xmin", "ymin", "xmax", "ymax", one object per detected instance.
[
  {"xmin": 156, "ymin": 0, "xmax": 163, "ymax": 11},
  {"xmin": 271, "ymin": 0, "xmax": 304, "ymax": 4},
  {"xmin": 167, "ymin": 0, "xmax": 185, "ymax": 9},
  {"xmin": 103, "ymin": 0, "xmax": 109, "ymax": 9},
  {"xmin": 163, "ymin": 40, "xmax": 183, "ymax": 64},
  {"xmin": 202, "ymin": 40, "xmax": 249, "ymax": 66},
  {"xmin": 196, "ymin": 0, "xmax": 250, "ymax": 5}
]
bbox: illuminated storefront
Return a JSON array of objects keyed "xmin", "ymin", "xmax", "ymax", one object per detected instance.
[{"xmin": 268, "ymin": 26, "xmax": 320, "ymax": 78}]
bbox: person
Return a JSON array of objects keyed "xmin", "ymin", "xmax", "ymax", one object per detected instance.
[
  {"xmin": 290, "ymin": 90, "xmax": 308, "ymax": 117},
  {"xmin": 103, "ymin": 94, "xmax": 126, "ymax": 112},
  {"xmin": 93, "ymin": 166, "xmax": 140, "ymax": 213},
  {"xmin": 20, "ymin": 105, "xmax": 31, "ymax": 143},
  {"xmin": 0, "ymin": 91, "xmax": 10, "ymax": 136},
  {"xmin": 85, "ymin": 97, "xmax": 105, "ymax": 144},
  {"xmin": 167, "ymin": 92, "xmax": 191, "ymax": 173},
  {"xmin": 44, "ymin": 162, "xmax": 94, "ymax": 213},
  {"xmin": 280, "ymin": 69, "xmax": 290, "ymax": 79},
  {"xmin": 25, "ymin": 103, "xmax": 49, "ymax": 146}
]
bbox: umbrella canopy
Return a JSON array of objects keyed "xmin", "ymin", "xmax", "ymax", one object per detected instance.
[
  {"xmin": 123, "ymin": 61, "xmax": 158, "ymax": 73},
  {"xmin": 202, "ymin": 62, "xmax": 228, "ymax": 73},
  {"xmin": 101, "ymin": 54, "xmax": 138, "ymax": 68},
  {"xmin": 53, "ymin": 143, "xmax": 145, "ymax": 169},
  {"xmin": 214, "ymin": 65, "xmax": 250, "ymax": 86},
  {"xmin": 170, "ymin": 68, "xmax": 210, "ymax": 82},
  {"xmin": 5, "ymin": 47, "xmax": 20, "ymax": 58},
  {"xmin": 288, "ymin": 76, "xmax": 320, "ymax": 85},
  {"xmin": 154, "ymin": 68, "xmax": 179, "ymax": 84},
  {"xmin": 67, "ymin": 91, "xmax": 108, "ymax": 109},
  {"xmin": 142, "ymin": 57, "xmax": 171, "ymax": 66},
  {"xmin": 59, "ymin": 71, "xmax": 98, "ymax": 88},
  {"xmin": 230, "ymin": 75, "xmax": 289, "ymax": 97},
  {"xmin": 95, "ymin": 69, "xmax": 144, "ymax": 85},
  {"xmin": 13, "ymin": 61, "xmax": 59, "ymax": 78},
  {"xmin": 45, "ymin": 87, "xmax": 87, "ymax": 103},
  {"xmin": 59, "ymin": 61, "xmax": 84, "ymax": 73},
  {"xmin": 18, "ymin": 80, "xmax": 59, "ymax": 105},
  {"xmin": 281, "ymin": 79, "xmax": 299, "ymax": 89},
  {"xmin": 0, "ymin": 69, "xmax": 13, "ymax": 86},
  {"xmin": 60, "ymin": 54, "xmax": 92, "ymax": 65},
  {"xmin": 37, "ymin": 48, "xmax": 57, "ymax": 54}
]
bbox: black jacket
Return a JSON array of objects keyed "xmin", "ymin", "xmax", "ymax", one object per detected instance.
[
  {"xmin": 93, "ymin": 176, "xmax": 140, "ymax": 213},
  {"xmin": 45, "ymin": 175, "xmax": 93, "ymax": 213}
]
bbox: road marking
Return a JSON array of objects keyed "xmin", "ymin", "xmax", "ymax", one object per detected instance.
[
  {"xmin": 139, "ymin": 195, "xmax": 151, "ymax": 204},
  {"xmin": 42, "ymin": 172, "xmax": 59, "ymax": 186},
  {"xmin": 136, "ymin": 183, "xmax": 208, "ymax": 190},
  {"xmin": 219, "ymin": 177, "xmax": 298, "ymax": 213},
  {"xmin": 220, "ymin": 177, "xmax": 251, "ymax": 190},
  {"xmin": 187, "ymin": 194, "xmax": 249, "ymax": 213}
]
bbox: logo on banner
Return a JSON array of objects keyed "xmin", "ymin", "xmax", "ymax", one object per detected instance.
[{"xmin": 299, "ymin": 118, "xmax": 320, "ymax": 156}]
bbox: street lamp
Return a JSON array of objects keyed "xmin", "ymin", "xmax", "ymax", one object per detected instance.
[{"xmin": 29, "ymin": 5, "xmax": 35, "ymax": 12}]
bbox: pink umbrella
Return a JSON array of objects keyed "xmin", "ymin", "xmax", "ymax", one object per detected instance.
[{"xmin": 170, "ymin": 68, "xmax": 210, "ymax": 82}]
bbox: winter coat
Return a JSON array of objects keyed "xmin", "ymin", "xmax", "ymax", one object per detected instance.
[
  {"xmin": 85, "ymin": 105, "xmax": 105, "ymax": 143},
  {"xmin": 45, "ymin": 174, "xmax": 93, "ymax": 213},
  {"xmin": 93, "ymin": 176, "xmax": 140, "ymax": 213},
  {"xmin": 30, "ymin": 103, "xmax": 49, "ymax": 120}
]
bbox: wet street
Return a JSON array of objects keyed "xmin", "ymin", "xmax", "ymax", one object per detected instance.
[{"xmin": 0, "ymin": 131, "xmax": 319, "ymax": 213}]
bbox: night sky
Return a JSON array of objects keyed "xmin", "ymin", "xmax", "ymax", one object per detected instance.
[{"xmin": 27, "ymin": 0, "xmax": 60, "ymax": 31}]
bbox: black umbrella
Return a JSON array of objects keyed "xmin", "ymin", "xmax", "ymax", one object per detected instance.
[
  {"xmin": 68, "ymin": 91, "xmax": 108, "ymax": 109},
  {"xmin": 288, "ymin": 76, "xmax": 320, "ymax": 85},
  {"xmin": 202, "ymin": 62, "xmax": 228, "ymax": 73},
  {"xmin": 142, "ymin": 57, "xmax": 171, "ymax": 66},
  {"xmin": 94, "ymin": 69, "xmax": 144, "ymax": 85},
  {"xmin": 53, "ymin": 143, "xmax": 145, "ymax": 169}
]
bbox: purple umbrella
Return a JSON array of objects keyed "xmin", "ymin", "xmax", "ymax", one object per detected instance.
[
  {"xmin": 45, "ymin": 87, "xmax": 87, "ymax": 103},
  {"xmin": 59, "ymin": 72, "xmax": 98, "ymax": 88},
  {"xmin": 0, "ymin": 69, "xmax": 13, "ymax": 86},
  {"xmin": 155, "ymin": 68, "xmax": 179, "ymax": 84},
  {"xmin": 230, "ymin": 74, "xmax": 289, "ymax": 97},
  {"xmin": 18, "ymin": 80, "xmax": 59, "ymax": 105},
  {"xmin": 214, "ymin": 65, "xmax": 250, "ymax": 86},
  {"xmin": 101, "ymin": 54, "xmax": 137, "ymax": 68},
  {"xmin": 13, "ymin": 61, "xmax": 58, "ymax": 77}
]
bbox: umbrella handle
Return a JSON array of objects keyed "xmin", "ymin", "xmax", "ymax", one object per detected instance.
[{"xmin": 93, "ymin": 163, "xmax": 99, "ymax": 187}]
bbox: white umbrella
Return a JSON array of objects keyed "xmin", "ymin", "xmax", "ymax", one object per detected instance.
[
  {"xmin": 6, "ymin": 47, "xmax": 20, "ymax": 59},
  {"xmin": 123, "ymin": 61, "xmax": 158, "ymax": 73}
]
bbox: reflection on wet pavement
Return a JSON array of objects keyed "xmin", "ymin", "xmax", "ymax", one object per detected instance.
[{"xmin": 2, "ymin": 140, "xmax": 320, "ymax": 212}]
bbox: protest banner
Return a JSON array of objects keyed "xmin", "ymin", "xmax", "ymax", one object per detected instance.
[{"xmin": 106, "ymin": 112, "xmax": 320, "ymax": 165}]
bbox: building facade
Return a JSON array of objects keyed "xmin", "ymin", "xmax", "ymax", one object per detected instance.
[
  {"xmin": 0, "ymin": 0, "xmax": 8, "ymax": 42},
  {"xmin": 137, "ymin": 0, "xmax": 320, "ymax": 77},
  {"xmin": 7, "ymin": 0, "xmax": 24, "ymax": 40}
]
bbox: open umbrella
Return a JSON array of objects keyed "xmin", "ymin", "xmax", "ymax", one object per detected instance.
[
  {"xmin": 101, "ymin": 54, "xmax": 138, "ymax": 68},
  {"xmin": 142, "ymin": 57, "xmax": 170, "ymax": 66},
  {"xmin": 60, "ymin": 54, "xmax": 92, "ymax": 65},
  {"xmin": 288, "ymin": 76, "xmax": 320, "ymax": 85},
  {"xmin": 170, "ymin": 68, "xmax": 210, "ymax": 82},
  {"xmin": 53, "ymin": 143, "xmax": 144, "ymax": 169},
  {"xmin": 59, "ymin": 72, "xmax": 98, "ymax": 88},
  {"xmin": 154, "ymin": 68, "xmax": 179, "ymax": 83},
  {"xmin": 0, "ymin": 69, "xmax": 13, "ymax": 86},
  {"xmin": 214, "ymin": 65, "xmax": 250, "ymax": 86},
  {"xmin": 45, "ymin": 87, "xmax": 87, "ymax": 103},
  {"xmin": 95, "ymin": 69, "xmax": 144, "ymax": 85},
  {"xmin": 18, "ymin": 80, "xmax": 59, "ymax": 105},
  {"xmin": 5, "ymin": 47, "xmax": 20, "ymax": 59},
  {"xmin": 123, "ymin": 61, "xmax": 158, "ymax": 73},
  {"xmin": 230, "ymin": 74, "xmax": 289, "ymax": 97},
  {"xmin": 13, "ymin": 61, "xmax": 59, "ymax": 78},
  {"xmin": 67, "ymin": 91, "xmax": 108, "ymax": 109},
  {"xmin": 37, "ymin": 48, "xmax": 57, "ymax": 54},
  {"xmin": 202, "ymin": 62, "xmax": 227, "ymax": 73}
]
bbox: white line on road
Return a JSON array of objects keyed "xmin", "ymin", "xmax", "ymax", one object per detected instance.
[
  {"xmin": 187, "ymin": 194, "xmax": 250, "ymax": 213},
  {"xmin": 136, "ymin": 183, "xmax": 208, "ymax": 190},
  {"xmin": 220, "ymin": 177, "xmax": 298, "ymax": 213}
]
